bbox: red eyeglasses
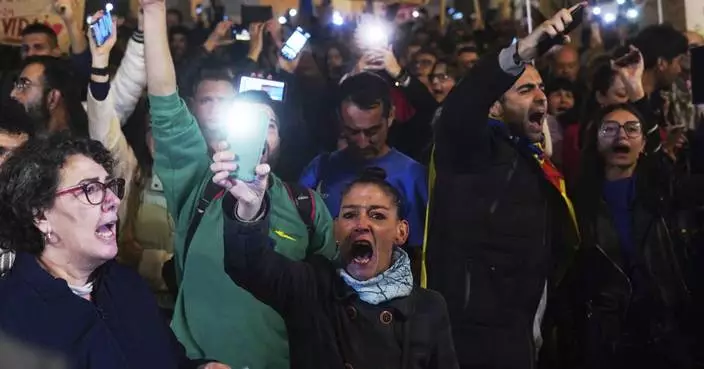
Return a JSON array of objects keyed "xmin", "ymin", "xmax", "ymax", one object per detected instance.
[{"xmin": 55, "ymin": 178, "xmax": 126, "ymax": 205}]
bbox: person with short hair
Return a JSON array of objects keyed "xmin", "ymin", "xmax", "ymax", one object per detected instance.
[
  {"xmin": 300, "ymin": 72, "xmax": 428, "ymax": 274},
  {"xmin": 10, "ymin": 55, "xmax": 89, "ymax": 136},
  {"xmin": 0, "ymin": 133, "xmax": 228, "ymax": 369}
]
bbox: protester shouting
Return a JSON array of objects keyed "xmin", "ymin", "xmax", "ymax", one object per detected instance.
[
  {"xmin": 423, "ymin": 5, "xmax": 584, "ymax": 369},
  {"xmin": 214, "ymin": 151, "xmax": 459, "ymax": 368},
  {"xmin": 0, "ymin": 133, "xmax": 229, "ymax": 369}
]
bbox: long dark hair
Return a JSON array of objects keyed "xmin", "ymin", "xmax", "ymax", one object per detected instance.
[{"xmin": 575, "ymin": 103, "xmax": 652, "ymax": 219}]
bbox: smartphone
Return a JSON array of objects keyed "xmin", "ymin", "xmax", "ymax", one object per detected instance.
[
  {"xmin": 613, "ymin": 49, "xmax": 641, "ymax": 67},
  {"xmin": 241, "ymin": 5, "xmax": 273, "ymax": 28},
  {"xmin": 87, "ymin": 3, "xmax": 114, "ymax": 47},
  {"xmin": 536, "ymin": 4, "xmax": 585, "ymax": 55},
  {"xmin": 231, "ymin": 25, "xmax": 250, "ymax": 41},
  {"xmin": 239, "ymin": 76, "xmax": 286, "ymax": 101},
  {"xmin": 691, "ymin": 46, "xmax": 704, "ymax": 104},
  {"xmin": 224, "ymin": 102, "xmax": 270, "ymax": 182},
  {"xmin": 281, "ymin": 27, "xmax": 310, "ymax": 61}
]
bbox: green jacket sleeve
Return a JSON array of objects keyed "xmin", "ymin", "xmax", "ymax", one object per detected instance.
[
  {"xmin": 308, "ymin": 190, "xmax": 338, "ymax": 260},
  {"xmin": 148, "ymin": 92, "xmax": 210, "ymax": 223}
]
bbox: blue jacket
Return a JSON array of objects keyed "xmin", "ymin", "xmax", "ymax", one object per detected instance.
[{"xmin": 0, "ymin": 252, "xmax": 208, "ymax": 369}]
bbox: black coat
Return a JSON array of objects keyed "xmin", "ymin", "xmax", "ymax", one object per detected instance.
[
  {"xmin": 424, "ymin": 49, "xmax": 579, "ymax": 369},
  {"xmin": 556, "ymin": 155, "xmax": 704, "ymax": 369},
  {"xmin": 0, "ymin": 252, "xmax": 209, "ymax": 369},
  {"xmin": 222, "ymin": 195, "xmax": 459, "ymax": 369}
]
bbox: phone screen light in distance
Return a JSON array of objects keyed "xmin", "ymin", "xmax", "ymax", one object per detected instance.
[
  {"xmin": 239, "ymin": 77, "xmax": 285, "ymax": 101},
  {"xmin": 278, "ymin": 16, "xmax": 287, "ymax": 24},
  {"xmin": 332, "ymin": 11, "xmax": 344, "ymax": 26}
]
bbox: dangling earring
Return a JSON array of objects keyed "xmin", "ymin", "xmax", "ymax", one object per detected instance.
[{"xmin": 44, "ymin": 224, "xmax": 56, "ymax": 244}]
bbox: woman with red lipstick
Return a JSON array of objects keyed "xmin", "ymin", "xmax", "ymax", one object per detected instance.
[
  {"xmin": 0, "ymin": 133, "xmax": 229, "ymax": 369},
  {"xmin": 215, "ymin": 152, "xmax": 458, "ymax": 368}
]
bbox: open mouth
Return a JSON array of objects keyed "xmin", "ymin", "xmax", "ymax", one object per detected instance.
[
  {"xmin": 528, "ymin": 111, "xmax": 545, "ymax": 124},
  {"xmin": 349, "ymin": 240, "xmax": 374, "ymax": 265},
  {"xmin": 612, "ymin": 144, "xmax": 631, "ymax": 154},
  {"xmin": 95, "ymin": 221, "xmax": 117, "ymax": 241}
]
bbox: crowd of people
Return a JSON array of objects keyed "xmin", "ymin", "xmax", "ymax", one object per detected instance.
[{"xmin": 0, "ymin": 0, "xmax": 703, "ymax": 368}]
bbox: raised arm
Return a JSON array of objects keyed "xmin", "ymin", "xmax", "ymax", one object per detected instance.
[
  {"xmin": 143, "ymin": 0, "xmax": 176, "ymax": 96},
  {"xmin": 111, "ymin": 13, "xmax": 147, "ymax": 125},
  {"xmin": 222, "ymin": 195, "xmax": 320, "ymax": 314},
  {"xmin": 86, "ymin": 11, "xmax": 138, "ymax": 207},
  {"xmin": 142, "ymin": 0, "xmax": 211, "ymax": 220},
  {"xmin": 435, "ymin": 5, "xmax": 584, "ymax": 172}
]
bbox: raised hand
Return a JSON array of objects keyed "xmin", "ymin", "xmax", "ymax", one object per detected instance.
[
  {"xmin": 204, "ymin": 19, "xmax": 234, "ymax": 53},
  {"xmin": 87, "ymin": 11, "xmax": 118, "ymax": 69},
  {"xmin": 516, "ymin": 2, "xmax": 586, "ymax": 61},
  {"xmin": 611, "ymin": 45, "xmax": 645, "ymax": 101},
  {"xmin": 210, "ymin": 141, "xmax": 269, "ymax": 221},
  {"xmin": 53, "ymin": 0, "xmax": 75, "ymax": 23},
  {"xmin": 139, "ymin": 0, "xmax": 165, "ymax": 10},
  {"xmin": 247, "ymin": 22, "xmax": 266, "ymax": 61}
]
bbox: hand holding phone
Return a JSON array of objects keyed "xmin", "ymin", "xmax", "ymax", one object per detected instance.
[
  {"xmin": 87, "ymin": 3, "xmax": 114, "ymax": 47},
  {"xmin": 536, "ymin": 3, "xmax": 585, "ymax": 55},
  {"xmin": 221, "ymin": 102, "xmax": 270, "ymax": 182},
  {"xmin": 280, "ymin": 27, "xmax": 310, "ymax": 61}
]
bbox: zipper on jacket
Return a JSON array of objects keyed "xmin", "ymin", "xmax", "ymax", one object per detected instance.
[
  {"xmin": 595, "ymin": 243, "xmax": 633, "ymax": 318},
  {"xmin": 659, "ymin": 218, "xmax": 691, "ymax": 296}
]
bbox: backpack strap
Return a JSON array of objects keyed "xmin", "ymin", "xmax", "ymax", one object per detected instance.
[
  {"xmin": 163, "ymin": 180, "xmax": 224, "ymax": 297},
  {"xmin": 283, "ymin": 182, "xmax": 316, "ymax": 240},
  {"xmin": 184, "ymin": 180, "xmax": 225, "ymax": 261}
]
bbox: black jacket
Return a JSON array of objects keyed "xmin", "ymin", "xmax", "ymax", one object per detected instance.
[
  {"xmin": 556, "ymin": 155, "xmax": 703, "ymax": 369},
  {"xmin": 424, "ymin": 49, "xmax": 578, "ymax": 369},
  {"xmin": 0, "ymin": 252, "xmax": 209, "ymax": 369},
  {"xmin": 222, "ymin": 195, "xmax": 459, "ymax": 369}
]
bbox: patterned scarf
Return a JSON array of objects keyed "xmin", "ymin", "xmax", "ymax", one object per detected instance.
[{"xmin": 338, "ymin": 247, "xmax": 414, "ymax": 305}]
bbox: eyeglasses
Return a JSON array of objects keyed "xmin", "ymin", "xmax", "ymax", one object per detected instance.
[
  {"xmin": 56, "ymin": 178, "xmax": 126, "ymax": 205},
  {"xmin": 599, "ymin": 120, "xmax": 642, "ymax": 138},
  {"xmin": 13, "ymin": 77, "xmax": 38, "ymax": 93}
]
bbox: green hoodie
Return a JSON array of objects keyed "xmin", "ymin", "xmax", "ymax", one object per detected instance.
[{"xmin": 149, "ymin": 92, "xmax": 337, "ymax": 368}]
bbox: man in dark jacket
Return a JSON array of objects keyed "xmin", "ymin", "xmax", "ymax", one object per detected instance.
[{"xmin": 423, "ymin": 6, "xmax": 581, "ymax": 369}]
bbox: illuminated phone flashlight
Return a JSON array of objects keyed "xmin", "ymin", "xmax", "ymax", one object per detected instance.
[
  {"xmin": 278, "ymin": 16, "xmax": 287, "ymax": 24},
  {"xmin": 626, "ymin": 8, "xmax": 638, "ymax": 19},
  {"xmin": 452, "ymin": 11, "xmax": 464, "ymax": 20},
  {"xmin": 332, "ymin": 11, "xmax": 344, "ymax": 26},
  {"xmin": 603, "ymin": 12, "xmax": 616, "ymax": 23},
  {"xmin": 592, "ymin": 6, "xmax": 601, "ymax": 15},
  {"xmin": 196, "ymin": 5, "xmax": 202, "ymax": 15},
  {"xmin": 105, "ymin": 3, "xmax": 113, "ymax": 12},
  {"xmin": 447, "ymin": 7, "xmax": 455, "ymax": 15},
  {"xmin": 412, "ymin": 9, "xmax": 420, "ymax": 18},
  {"xmin": 616, "ymin": 0, "xmax": 625, "ymax": 4},
  {"xmin": 288, "ymin": 8, "xmax": 297, "ymax": 17},
  {"xmin": 224, "ymin": 102, "xmax": 259, "ymax": 138},
  {"xmin": 86, "ymin": 15, "xmax": 93, "ymax": 24},
  {"xmin": 357, "ymin": 18, "xmax": 391, "ymax": 49}
]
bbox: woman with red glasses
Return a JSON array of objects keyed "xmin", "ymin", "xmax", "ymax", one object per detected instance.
[{"xmin": 0, "ymin": 133, "xmax": 228, "ymax": 369}]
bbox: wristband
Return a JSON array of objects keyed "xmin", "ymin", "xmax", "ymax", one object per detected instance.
[
  {"xmin": 512, "ymin": 41, "xmax": 523, "ymax": 66},
  {"xmin": 91, "ymin": 67, "xmax": 110, "ymax": 76},
  {"xmin": 393, "ymin": 69, "xmax": 411, "ymax": 88}
]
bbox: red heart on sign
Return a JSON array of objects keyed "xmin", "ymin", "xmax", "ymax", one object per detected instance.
[{"xmin": 43, "ymin": 21, "xmax": 63, "ymax": 35}]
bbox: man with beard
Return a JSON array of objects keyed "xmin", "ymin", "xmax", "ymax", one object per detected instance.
[
  {"xmin": 9, "ymin": 56, "xmax": 88, "ymax": 136},
  {"xmin": 300, "ymin": 72, "xmax": 429, "ymax": 273},
  {"xmin": 422, "ymin": 6, "xmax": 581, "ymax": 369},
  {"xmin": 142, "ymin": 0, "xmax": 337, "ymax": 366}
]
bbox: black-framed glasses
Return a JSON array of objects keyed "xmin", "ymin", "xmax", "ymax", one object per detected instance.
[
  {"xmin": 56, "ymin": 178, "xmax": 126, "ymax": 205},
  {"xmin": 599, "ymin": 120, "xmax": 643, "ymax": 138}
]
